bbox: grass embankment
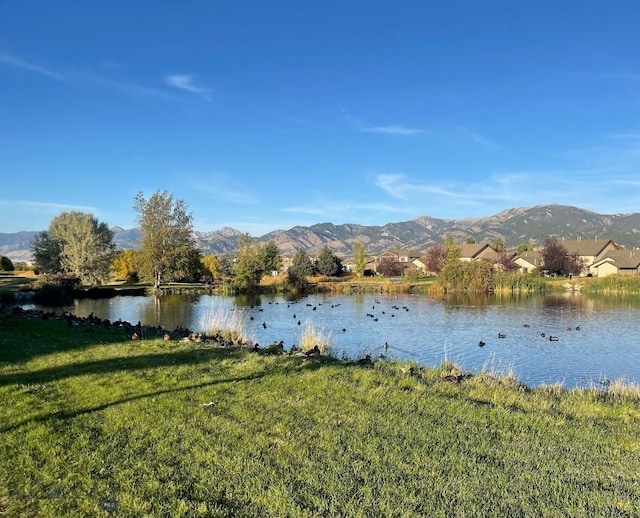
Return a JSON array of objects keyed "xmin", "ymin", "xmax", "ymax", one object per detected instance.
[{"xmin": 1, "ymin": 315, "xmax": 639, "ymax": 517}]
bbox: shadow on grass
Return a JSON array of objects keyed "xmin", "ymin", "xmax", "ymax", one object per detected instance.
[
  {"xmin": 0, "ymin": 372, "xmax": 267, "ymax": 434},
  {"xmin": 0, "ymin": 348, "xmax": 249, "ymax": 387},
  {"xmin": 0, "ymin": 315, "xmax": 137, "ymax": 363}
]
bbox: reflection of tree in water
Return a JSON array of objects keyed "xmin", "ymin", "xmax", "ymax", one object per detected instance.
[
  {"xmin": 233, "ymin": 293, "xmax": 263, "ymax": 308},
  {"xmin": 139, "ymin": 294, "xmax": 201, "ymax": 329},
  {"xmin": 439, "ymin": 292, "xmax": 492, "ymax": 309}
]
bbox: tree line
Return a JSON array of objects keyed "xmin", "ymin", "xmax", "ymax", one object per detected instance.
[
  {"xmin": 31, "ymin": 191, "xmax": 346, "ymax": 292},
  {"xmin": 28, "ymin": 190, "xmax": 584, "ymax": 293}
]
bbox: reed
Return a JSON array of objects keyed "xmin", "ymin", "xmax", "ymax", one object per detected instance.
[
  {"xmin": 582, "ymin": 275, "xmax": 640, "ymax": 295},
  {"xmin": 299, "ymin": 319, "xmax": 333, "ymax": 354},
  {"xmin": 198, "ymin": 306, "xmax": 254, "ymax": 345}
]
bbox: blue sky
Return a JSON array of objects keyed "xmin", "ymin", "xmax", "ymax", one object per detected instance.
[{"xmin": 2, "ymin": 1, "xmax": 640, "ymax": 235}]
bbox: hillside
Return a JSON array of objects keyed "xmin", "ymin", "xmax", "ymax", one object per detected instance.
[{"xmin": 3, "ymin": 204, "xmax": 640, "ymax": 261}]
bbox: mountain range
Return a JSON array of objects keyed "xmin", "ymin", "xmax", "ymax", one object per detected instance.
[{"xmin": 2, "ymin": 204, "xmax": 640, "ymax": 262}]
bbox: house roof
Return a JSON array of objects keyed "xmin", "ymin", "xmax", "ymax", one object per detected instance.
[
  {"xmin": 515, "ymin": 250, "xmax": 542, "ymax": 262},
  {"xmin": 378, "ymin": 248, "xmax": 421, "ymax": 259},
  {"xmin": 458, "ymin": 243, "xmax": 496, "ymax": 259},
  {"xmin": 560, "ymin": 239, "xmax": 620, "ymax": 257},
  {"xmin": 592, "ymin": 250, "xmax": 640, "ymax": 270}
]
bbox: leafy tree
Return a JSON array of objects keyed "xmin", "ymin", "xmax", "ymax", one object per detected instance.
[
  {"xmin": 232, "ymin": 234, "xmax": 265, "ymax": 291},
  {"xmin": 492, "ymin": 238, "xmax": 505, "ymax": 252},
  {"xmin": 439, "ymin": 260, "xmax": 494, "ymax": 292},
  {"xmin": 494, "ymin": 251, "xmax": 518, "ymax": 272},
  {"xmin": 32, "ymin": 211, "xmax": 116, "ymax": 285},
  {"xmin": 110, "ymin": 249, "xmax": 140, "ymax": 282},
  {"xmin": 218, "ymin": 256, "xmax": 234, "ymax": 277},
  {"xmin": 180, "ymin": 247, "xmax": 204, "ymax": 282},
  {"xmin": 134, "ymin": 191, "xmax": 198, "ymax": 290},
  {"xmin": 465, "ymin": 237, "xmax": 476, "ymax": 244},
  {"xmin": 376, "ymin": 260, "xmax": 404, "ymax": 277},
  {"xmin": 0, "ymin": 256, "xmax": 14, "ymax": 272},
  {"xmin": 422, "ymin": 244, "xmax": 447, "ymax": 274},
  {"xmin": 517, "ymin": 243, "xmax": 534, "ymax": 254},
  {"xmin": 32, "ymin": 230, "xmax": 62, "ymax": 274},
  {"xmin": 444, "ymin": 235, "xmax": 461, "ymax": 263},
  {"xmin": 541, "ymin": 239, "xmax": 583, "ymax": 276},
  {"xmin": 289, "ymin": 250, "xmax": 315, "ymax": 277},
  {"xmin": 352, "ymin": 241, "xmax": 367, "ymax": 276},
  {"xmin": 202, "ymin": 254, "xmax": 225, "ymax": 282},
  {"xmin": 260, "ymin": 241, "xmax": 282, "ymax": 274},
  {"xmin": 315, "ymin": 245, "xmax": 342, "ymax": 276}
]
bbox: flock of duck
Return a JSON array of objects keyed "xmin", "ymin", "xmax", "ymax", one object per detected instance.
[{"xmin": 3, "ymin": 297, "xmax": 585, "ymax": 369}]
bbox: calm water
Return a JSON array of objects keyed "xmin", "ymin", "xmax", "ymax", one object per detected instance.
[{"xmin": 35, "ymin": 292, "xmax": 640, "ymax": 389}]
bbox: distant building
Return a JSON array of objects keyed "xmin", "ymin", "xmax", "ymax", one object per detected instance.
[
  {"xmin": 591, "ymin": 249, "xmax": 640, "ymax": 277},
  {"xmin": 514, "ymin": 250, "xmax": 543, "ymax": 274}
]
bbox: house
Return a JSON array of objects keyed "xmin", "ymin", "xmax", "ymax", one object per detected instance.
[
  {"xmin": 458, "ymin": 243, "xmax": 499, "ymax": 263},
  {"xmin": 561, "ymin": 239, "xmax": 622, "ymax": 275},
  {"xmin": 375, "ymin": 248, "xmax": 421, "ymax": 274},
  {"xmin": 376, "ymin": 248, "xmax": 421, "ymax": 264},
  {"xmin": 514, "ymin": 250, "xmax": 543, "ymax": 274},
  {"xmin": 591, "ymin": 250, "xmax": 640, "ymax": 277},
  {"xmin": 411, "ymin": 257, "xmax": 428, "ymax": 274}
]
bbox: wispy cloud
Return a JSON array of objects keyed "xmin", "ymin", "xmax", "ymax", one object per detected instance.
[
  {"xmin": 459, "ymin": 126, "xmax": 501, "ymax": 149},
  {"xmin": 0, "ymin": 199, "xmax": 99, "ymax": 215},
  {"xmin": 341, "ymin": 109, "xmax": 425, "ymax": 137},
  {"xmin": 0, "ymin": 50, "xmax": 63, "ymax": 80},
  {"xmin": 372, "ymin": 165, "xmax": 640, "ymax": 219},
  {"xmin": 283, "ymin": 200, "xmax": 405, "ymax": 216},
  {"xmin": 0, "ymin": 50, "xmax": 171, "ymax": 99},
  {"xmin": 74, "ymin": 73, "xmax": 172, "ymax": 99},
  {"xmin": 189, "ymin": 173, "xmax": 258, "ymax": 205},
  {"xmin": 362, "ymin": 125, "xmax": 425, "ymax": 136},
  {"xmin": 164, "ymin": 74, "xmax": 211, "ymax": 100}
]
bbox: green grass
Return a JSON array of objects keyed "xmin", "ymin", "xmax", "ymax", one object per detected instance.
[{"xmin": 1, "ymin": 315, "xmax": 639, "ymax": 517}]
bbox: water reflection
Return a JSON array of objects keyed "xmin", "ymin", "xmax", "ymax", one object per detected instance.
[{"xmin": 33, "ymin": 291, "xmax": 640, "ymax": 389}]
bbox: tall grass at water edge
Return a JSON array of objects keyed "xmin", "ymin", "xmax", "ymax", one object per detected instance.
[
  {"xmin": 299, "ymin": 319, "xmax": 333, "ymax": 354},
  {"xmin": 581, "ymin": 274, "xmax": 640, "ymax": 295},
  {"xmin": 198, "ymin": 307, "xmax": 254, "ymax": 345}
]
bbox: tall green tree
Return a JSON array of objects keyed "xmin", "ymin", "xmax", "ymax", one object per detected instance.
[
  {"xmin": 32, "ymin": 230, "xmax": 62, "ymax": 274},
  {"xmin": 352, "ymin": 241, "xmax": 367, "ymax": 276},
  {"xmin": 315, "ymin": 245, "xmax": 342, "ymax": 276},
  {"xmin": 232, "ymin": 234, "xmax": 264, "ymax": 291},
  {"xmin": 260, "ymin": 241, "xmax": 282, "ymax": 274},
  {"xmin": 0, "ymin": 255, "xmax": 14, "ymax": 272},
  {"xmin": 134, "ymin": 191, "xmax": 198, "ymax": 290},
  {"xmin": 444, "ymin": 235, "xmax": 461, "ymax": 263},
  {"xmin": 289, "ymin": 250, "xmax": 315, "ymax": 277},
  {"xmin": 32, "ymin": 211, "xmax": 116, "ymax": 284}
]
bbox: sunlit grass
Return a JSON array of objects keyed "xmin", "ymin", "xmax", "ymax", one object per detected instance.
[{"xmin": 0, "ymin": 315, "xmax": 639, "ymax": 517}]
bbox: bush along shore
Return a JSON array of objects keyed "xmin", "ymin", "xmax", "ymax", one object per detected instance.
[{"xmin": 1, "ymin": 308, "xmax": 639, "ymax": 517}]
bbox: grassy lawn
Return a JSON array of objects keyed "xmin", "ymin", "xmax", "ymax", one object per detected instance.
[{"xmin": 0, "ymin": 314, "xmax": 638, "ymax": 517}]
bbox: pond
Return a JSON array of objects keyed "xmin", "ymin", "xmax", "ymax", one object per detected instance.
[{"xmin": 32, "ymin": 291, "xmax": 640, "ymax": 389}]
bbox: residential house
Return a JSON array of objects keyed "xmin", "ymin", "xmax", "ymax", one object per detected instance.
[
  {"xmin": 591, "ymin": 249, "xmax": 640, "ymax": 277},
  {"xmin": 561, "ymin": 239, "xmax": 622, "ymax": 275},
  {"xmin": 514, "ymin": 250, "xmax": 543, "ymax": 274},
  {"xmin": 458, "ymin": 243, "xmax": 499, "ymax": 263},
  {"xmin": 411, "ymin": 257, "xmax": 428, "ymax": 274},
  {"xmin": 375, "ymin": 248, "xmax": 421, "ymax": 274}
]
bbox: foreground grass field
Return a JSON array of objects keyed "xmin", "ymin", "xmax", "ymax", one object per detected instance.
[{"xmin": 0, "ymin": 315, "xmax": 638, "ymax": 517}]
